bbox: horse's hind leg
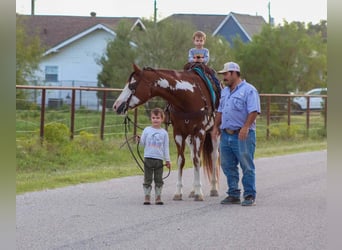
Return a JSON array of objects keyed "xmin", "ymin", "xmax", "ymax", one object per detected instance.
[
  {"xmin": 210, "ymin": 135, "xmax": 220, "ymax": 197},
  {"xmin": 189, "ymin": 136, "xmax": 204, "ymax": 201}
]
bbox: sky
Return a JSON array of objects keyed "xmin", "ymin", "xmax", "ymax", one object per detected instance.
[{"xmin": 16, "ymin": 0, "xmax": 327, "ymax": 25}]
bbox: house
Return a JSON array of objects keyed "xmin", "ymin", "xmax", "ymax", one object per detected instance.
[
  {"xmin": 19, "ymin": 14, "xmax": 146, "ymax": 110},
  {"xmin": 161, "ymin": 12, "xmax": 267, "ymax": 45}
]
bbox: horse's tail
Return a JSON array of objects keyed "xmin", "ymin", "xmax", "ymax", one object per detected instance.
[{"xmin": 202, "ymin": 131, "xmax": 219, "ymax": 183}]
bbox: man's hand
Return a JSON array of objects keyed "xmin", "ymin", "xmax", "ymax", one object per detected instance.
[
  {"xmin": 238, "ymin": 127, "xmax": 249, "ymax": 140},
  {"xmin": 211, "ymin": 127, "xmax": 221, "ymax": 140}
]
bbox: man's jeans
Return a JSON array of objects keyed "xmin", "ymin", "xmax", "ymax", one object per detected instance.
[{"xmin": 220, "ymin": 129, "xmax": 256, "ymax": 198}]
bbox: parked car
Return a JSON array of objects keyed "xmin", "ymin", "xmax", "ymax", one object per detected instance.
[{"xmin": 292, "ymin": 88, "xmax": 327, "ymax": 113}]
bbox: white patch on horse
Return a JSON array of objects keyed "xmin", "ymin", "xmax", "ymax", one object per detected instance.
[
  {"xmin": 129, "ymin": 95, "xmax": 141, "ymax": 107},
  {"xmin": 130, "ymin": 76, "xmax": 137, "ymax": 84},
  {"xmin": 175, "ymin": 135, "xmax": 183, "ymax": 147},
  {"xmin": 175, "ymin": 81, "xmax": 194, "ymax": 92},
  {"xmin": 157, "ymin": 79, "xmax": 170, "ymax": 88},
  {"xmin": 113, "ymin": 85, "xmax": 132, "ymax": 110},
  {"xmin": 195, "ymin": 136, "xmax": 201, "ymax": 156}
]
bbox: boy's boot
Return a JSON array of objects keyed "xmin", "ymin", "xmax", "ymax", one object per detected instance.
[
  {"xmin": 143, "ymin": 186, "xmax": 152, "ymax": 205},
  {"xmin": 155, "ymin": 186, "xmax": 164, "ymax": 205}
]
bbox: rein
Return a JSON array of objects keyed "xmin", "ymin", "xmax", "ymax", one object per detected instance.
[{"xmin": 121, "ymin": 115, "xmax": 170, "ymax": 179}]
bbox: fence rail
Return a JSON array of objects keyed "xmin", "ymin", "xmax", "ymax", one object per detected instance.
[{"xmin": 16, "ymin": 85, "xmax": 327, "ymax": 141}]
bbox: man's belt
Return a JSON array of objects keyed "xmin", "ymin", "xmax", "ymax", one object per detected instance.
[{"xmin": 224, "ymin": 128, "xmax": 241, "ymax": 135}]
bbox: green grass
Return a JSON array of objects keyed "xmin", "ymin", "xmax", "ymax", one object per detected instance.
[
  {"xmin": 16, "ymin": 108, "xmax": 327, "ymax": 195},
  {"xmin": 16, "ymin": 135, "xmax": 327, "ymax": 195},
  {"xmin": 255, "ymin": 138, "xmax": 326, "ymax": 157}
]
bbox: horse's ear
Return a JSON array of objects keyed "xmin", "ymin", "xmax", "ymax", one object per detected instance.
[{"xmin": 133, "ymin": 64, "xmax": 141, "ymax": 73}]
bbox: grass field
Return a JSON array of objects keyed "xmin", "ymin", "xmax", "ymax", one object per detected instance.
[{"xmin": 16, "ymin": 107, "xmax": 327, "ymax": 194}]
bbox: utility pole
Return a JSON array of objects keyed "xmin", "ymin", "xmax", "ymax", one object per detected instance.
[
  {"xmin": 31, "ymin": 0, "xmax": 35, "ymax": 15},
  {"xmin": 268, "ymin": 1, "xmax": 274, "ymax": 26},
  {"xmin": 268, "ymin": 1, "xmax": 271, "ymax": 24},
  {"xmin": 154, "ymin": 0, "xmax": 157, "ymax": 25}
]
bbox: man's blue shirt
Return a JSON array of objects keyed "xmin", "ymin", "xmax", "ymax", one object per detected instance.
[{"xmin": 217, "ymin": 80, "xmax": 261, "ymax": 130}]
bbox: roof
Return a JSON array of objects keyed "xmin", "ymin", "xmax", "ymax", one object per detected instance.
[
  {"xmin": 18, "ymin": 14, "xmax": 146, "ymax": 49},
  {"xmin": 161, "ymin": 12, "xmax": 266, "ymax": 39},
  {"xmin": 161, "ymin": 14, "xmax": 227, "ymax": 34},
  {"xmin": 224, "ymin": 12, "xmax": 266, "ymax": 38}
]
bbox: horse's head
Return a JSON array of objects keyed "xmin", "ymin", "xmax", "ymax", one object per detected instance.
[{"xmin": 113, "ymin": 64, "xmax": 153, "ymax": 114}]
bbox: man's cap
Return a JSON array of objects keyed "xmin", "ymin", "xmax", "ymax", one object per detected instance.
[{"xmin": 217, "ymin": 62, "xmax": 240, "ymax": 73}]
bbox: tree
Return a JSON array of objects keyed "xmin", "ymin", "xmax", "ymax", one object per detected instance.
[
  {"xmin": 97, "ymin": 21, "xmax": 138, "ymax": 107},
  {"xmin": 16, "ymin": 15, "xmax": 43, "ymax": 86},
  {"xmin": 16, "ymin": 15, "xmax": 44, "ymax": 107},
  {"xmin": 132, "ymin": 19, "xmax": 194, "ymax": 69},
  {"xmin": 232, "ymin": 21, "xmax": 327, "ymax": 94}
]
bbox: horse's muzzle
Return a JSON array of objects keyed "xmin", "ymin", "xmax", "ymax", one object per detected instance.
[{"xmin": 116, "ymin": 102, "xmax": 128, "ymax": 114}]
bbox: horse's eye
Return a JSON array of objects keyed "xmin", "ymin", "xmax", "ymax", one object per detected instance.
[{"xmin": 128, "ymin": 83, "xmax": 135, "ymax": 90}]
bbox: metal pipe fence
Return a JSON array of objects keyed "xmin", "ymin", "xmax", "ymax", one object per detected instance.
[{"xmin": 16, "ymin": 85, "xmax": 327, "ymax": 141}]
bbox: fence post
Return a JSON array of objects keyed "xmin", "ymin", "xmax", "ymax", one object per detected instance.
[
  {"xmin": 287, "ymin": 96, "xmax": 291, "ymax": 126},
  {"xmin": 306, "ymin": 96, "xmax": 310, "ymax": 137},
  {"xmin": 100, "ymin": 91, "xmax": 107, "ymax": 140},
  {"xmin": 134, "ymin": 109, "xmax": 138, "ymax": 138},
  {"xmin": 324, "ymin": 96, "xmax": 327, "ymax": 129},
  {"xmin": 266, "ymin": 96, "xmax": 270, "ymax": 140},
  {"xmin": 40, "ymin": 89, "xmax": 46, "ymax": 144},
  {"xmin": 70, "ymin": 89, "xmax": 76, "ymax": 140}
]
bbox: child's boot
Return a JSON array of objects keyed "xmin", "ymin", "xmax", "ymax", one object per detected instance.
[
  {"xmin": 143, "ymin": 186, "xmax": 152, "ymax": 205},
  {"xmin": 155, "ymin": 186, "xmax": 164, "ymax": 205}
]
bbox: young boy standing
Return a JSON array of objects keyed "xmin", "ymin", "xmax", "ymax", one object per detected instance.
[{"xmin": 139, "ymin": 108, "xmax": 171, "ymax": 205}]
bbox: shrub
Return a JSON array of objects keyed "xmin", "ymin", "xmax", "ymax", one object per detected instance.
[
  {"xmin": 309, "ymin": 127, "xmax": 327, "ymax": 140},
  {"xmin": 43, "ymin": 122, "xmax": 70, "ymax": 144},
  {"xmin": 73, "ymin": 131, "xmax": 103, "ymax": 151},
  {"xmin": 269, "ymin": 124, "xmax": 301, "ymax": 140}
]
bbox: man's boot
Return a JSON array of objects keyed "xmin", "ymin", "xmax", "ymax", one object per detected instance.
[
  {"xmin": 143, "ymin": 186, "xmax": 152, "ymax": 205},
  {"xmin": 155, "ymin": 186, "xmax": 163, "ymax": 205}
]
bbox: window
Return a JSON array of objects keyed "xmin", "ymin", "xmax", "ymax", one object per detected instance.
[{"xmin": 45, "ymin": 66, "xmax": 58, "ymax": 82}]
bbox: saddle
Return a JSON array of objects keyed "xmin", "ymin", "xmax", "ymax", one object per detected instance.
[{"xmin": 183, "ymin": 62, "xmax": 221, "ymax": 109}]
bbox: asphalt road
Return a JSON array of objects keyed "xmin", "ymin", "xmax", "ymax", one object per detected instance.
[{"xmin": 16, "ymin": 150, "xmax": 327, "ymax": 250}]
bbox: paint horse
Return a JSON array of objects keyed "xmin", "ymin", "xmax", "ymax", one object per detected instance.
[{"xmin": 113, "ymin": 64, "xmax": 220, "ymax": 201}]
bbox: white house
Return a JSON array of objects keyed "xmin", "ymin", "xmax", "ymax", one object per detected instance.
[{"xmin": 21, "ymin": 14, "xmax": 146, "ymax": 110}]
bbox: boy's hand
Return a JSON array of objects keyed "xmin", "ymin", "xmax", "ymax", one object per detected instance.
[
  {"xmin": 194, "ymin": 55, "xmax": 204, "ymax": 63},
  {"xmin": 165, "ymin": 161, "xmax": 171, "ymax": 169},
  {"xmin": 135, "ymin": 135, "xmax": 140, "ymax": 143}
]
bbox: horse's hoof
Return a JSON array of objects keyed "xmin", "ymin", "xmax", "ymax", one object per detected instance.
[
  {"xmin": 188, "ymin": 191, "xmax": 195, "ymax": 198},
  {"xmin": 210, "ymin": 190, "xmax": 219, "ymax": 197},
  {"xmin": 194, "ymin": 194, "xmax": 204, "ymax": 201},
  {"xmin": 173, "ymin": 194, "xmax": 182, "ymax": 200}
]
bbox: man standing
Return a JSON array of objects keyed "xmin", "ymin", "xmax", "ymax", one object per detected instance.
[{"xmin": 212, "ymin": 62, "xmax": 261, "ymax": 206}]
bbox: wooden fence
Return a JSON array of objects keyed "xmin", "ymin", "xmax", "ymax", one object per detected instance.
[{"xmin": 16, "ymin": 85, "xmax": 327, "ymax": 141}]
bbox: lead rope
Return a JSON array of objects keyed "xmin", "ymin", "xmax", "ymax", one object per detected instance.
[{"xmin": 122, "ymin": 114, "xmax": 170, "ymax": 179}]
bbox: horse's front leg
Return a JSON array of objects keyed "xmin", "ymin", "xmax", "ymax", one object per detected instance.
[
  {"xmin": 188, "ymin": 136, "xmax": 204, "ymax": 201},
  {"xmin": 210, "ymin": 134, "xmax": 220, "ymax": 197},
  {"xmin": 173, "ymin": 135, "xmax": 185, "ymax": 201}
]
